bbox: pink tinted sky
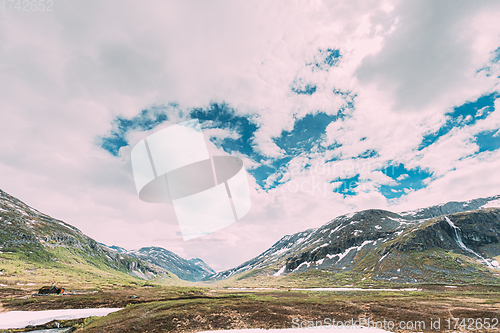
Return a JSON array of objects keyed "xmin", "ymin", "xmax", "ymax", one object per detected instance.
[{"xmin": 1, "ymin": 0, "xmax": 500, "ymax": 271}]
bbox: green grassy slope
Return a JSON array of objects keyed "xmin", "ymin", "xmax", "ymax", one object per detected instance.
[{"xmin": 0, "ymin": 189, "xmax": 181, "ymax": 289}]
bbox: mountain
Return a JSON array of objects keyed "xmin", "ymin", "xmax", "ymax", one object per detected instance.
[
  {"xmin": 188, "ymin": 258, "xmax": 215, "ymax": 276},
  {"xmin": 102, "ymin": 244, "xmax": 129, "ymax": 254},
  {"xmin": 101, "ymin": 246, "xmax": 215, "ymax": 282},
  {"xmin": 0, "ymin": 189, "xmax": 177, "ymax": 286},
  {"xmin": 209, "ymin": 196, "xmax": 500, "ymax": 286},
  {"xmin": 400, "ymin": 194, "xmax": 500, "ymax": 220}
]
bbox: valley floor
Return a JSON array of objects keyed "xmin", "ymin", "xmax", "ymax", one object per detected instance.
[{"xmin": 1, "ymin": 284, "xmax": 500, "ymax": 332}]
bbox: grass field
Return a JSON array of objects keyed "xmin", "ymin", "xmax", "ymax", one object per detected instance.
[
  {"xmin": 1, "ymin": 284, "xmax": 500, "ymax": 332},
  {"xmin": 2, "ymin": 247, "xmax": 500, "ymax": 332}
]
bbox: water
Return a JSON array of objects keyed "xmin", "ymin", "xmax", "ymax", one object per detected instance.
[
  {"xmin": 444, "ymin": 216, "xmax": 494, "ymax": 268},
  {"xmin": 226, "ymin": 287, "xmax": 418, "ymax": 292},
  {"xmin": 0, "ymin": 308, "xmax": 122, "ymax": 329},
  {"xmin": 290, "ymin": 288, "xmax": 418, "ymax": 292},
  {"xmin": 22, "ymin": 329, "xmax": 72, "ymax": 333}
]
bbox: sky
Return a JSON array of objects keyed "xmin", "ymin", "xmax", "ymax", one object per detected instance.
[{"xmin": 1, "ymin": 0, "xmax": 500, "ymax": 272}]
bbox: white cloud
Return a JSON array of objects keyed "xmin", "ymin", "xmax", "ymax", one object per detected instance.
[
  {"xmin": 356, "ymin": 0, "xmax": 500, "ymax": 113},
  {"xmin": 396, "ymin": 149, "xmax": 500, "ymax": 212},
  {"xmin": 1, "ymin": 0, "xmax": 500, "ymax": 271}
]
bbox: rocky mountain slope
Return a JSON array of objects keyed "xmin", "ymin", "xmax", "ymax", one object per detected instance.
[
  {"xmin": 101, "ymin": 246, "xmax": 215, "ymax": 282},
  {"xmin": 209, "ymin": 196, "xmax": 500, "ymax": 285},
  {"xmin": 400, "ymin": 194, "xmax": 500, "ymax": 220},
  {"xmin": 0, "ymin": 189, "xmax": 176, "ymax": 285}
]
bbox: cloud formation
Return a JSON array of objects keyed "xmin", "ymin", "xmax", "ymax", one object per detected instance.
[{"xmin": 1, "ymin": 0, "xmax": 500, "ymax": 271}]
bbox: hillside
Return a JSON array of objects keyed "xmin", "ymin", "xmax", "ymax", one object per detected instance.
[
  {"xmin": 0, "ymin": 189, "xmax": 179, "ymax": 288},
  {"xmin": 209, "ymin": 197, "xmax": 500, "ymax": 287},
  {"xmin": 101, "ymin": 246, "xmax": 215, "ymax": 282}
]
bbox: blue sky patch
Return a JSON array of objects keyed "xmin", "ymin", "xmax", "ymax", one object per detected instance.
[
  {"xmin": 291, "ymin": 79, "xmax": 317, "ymax": 95},
  {"xmin": 419, "ymin": 92, "xmax": 498, "ymax": 150},
  {"xmin": 252, "ymin": 112, "xmax": 339, "ymax": 189},
  {"xmin": 477, "ymin": 47, "xmax": 500, "ymax": 77},
  {"xmin": 102, "ymin": 100, "xmax": 442, "ymax": 199},
  {"xmin": 332, "ymin": 174, "xmax": 359, "ymax": 196},
  {"xmin": 357, "ymin": 149, "xmax": 379, "ymax": 159},
  {"xmin": 100, "ymin": 106, "xmax": 172, "ymax": 156},
  {"xmin": 308, "ymin": 48, "xmax": 342, "ymax": 70},
  {"xmin": 474, "ymin": 129, "xmax": 500, "ymax": 153},
  {"xmin": 323, "ymin": 49, "xmax": 341, "ymax": 67},
  {"xmin": 190, "ymin": 103, "xmax": 259, "ymax": 158},
  {"xmin": 333, "ymin": 89, "xmax": 356, "ymax": 110},
  {"xmin": 101, "ymin": 103, "xmax": 345, "ymax": 191},
  {"xmin": 250, "ymin": 156, "xmax": 294, "ymax": 188},
  {"xmin": 250, "ymin": 164, "xmax": 278, "ymax": 187},
  {"xmin": 273, "ymin": 112, "xmax": 337, "ymax": 154},
  {"xmin": 377, "ymin": 164, "xmax": 433, "ymax": 199},
  {"xmin": 101, "ymin": 102, "xmax": 343, "ymax": 191},
  {"xmin": 492, "ymin": 47, "xmax": 500, "ymax": 63},
  {"xmin": 101, "ymin": 102, "xmax": 260, "ymax": 159}
]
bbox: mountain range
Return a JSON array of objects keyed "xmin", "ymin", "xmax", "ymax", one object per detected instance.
[
  {"xmin": 208, "ymin": 195, "xmax": 500, "ymax": 286},
  {"xmin": 2, "ymin": 186, "xmax": 500, "ymax": 287},
  {"xmin": 99, "ymin": 245, "xmax": 215, "ymax": 282}
]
